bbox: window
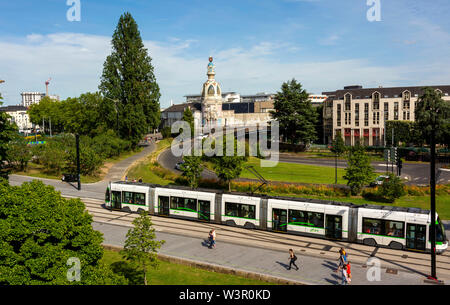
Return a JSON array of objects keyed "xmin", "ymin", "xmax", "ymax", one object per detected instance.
[
  {"xmin": 337, "ymin": 104, "xmax": 341, "ymax": 126},
  {"xmin": 171, "ymin": 196, "xmax": 197, "ymax": 211},
  {"xmin": 364, "ymin": 103, "xmax": 369, "ymax": 126},
  {"xmin": 123, "ymin": 191, "xmax": 134, "ymax": 204},
  {"xmin": 208, "ymin": 85, "xmax": 215, "ymax": 95},
  {"xmin": 344, "ymin": 94, "xmax": 351, "ymax": 111},
  {"xmin": 123, "ymin": 191, "xmax": 146, "ymax": 205},
  {"xmin": 288, "ymin": 210, "xmax": 324, "ymax": 228},
  {"xmin": 394, "ymin": 102, "xmax": 399, "ymax": 120},
  {"xmin": 288, "ymin": 209, "xmax": 307, "ymax": 225},
  {"xmin": 355, "ymin": 104, "xmax": 359, "ymax": 126},
  {"xmin": 225, "ymin": 202, "xmax": 256, "ymax": 219},
  {"xmin": 363, "ymin": 218, "xmax": 405, "ymax": 237},
  {"xmin": 384, "ymin": 102, "xmax": 389, "ymax": 121},
  {"xmin": 385, "ymin": 220, "xmax": 404, "ymax": 238},
  {"xmin": 373, "ymin": 92, "xmax": 380, "ymax": 110}
]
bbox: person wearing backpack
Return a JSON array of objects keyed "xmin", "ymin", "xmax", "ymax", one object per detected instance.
[{"xmin": 288, "ymin": 249, "xmax": 299, "ymax": 271}]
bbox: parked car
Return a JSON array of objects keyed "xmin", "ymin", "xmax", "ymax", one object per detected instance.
[
  {"xmin": 62, "ymin": 173, "xmax": 78, "ymax": 182},
  {"xmin": 370, "ymin": 175, "xmax": 389, "ymax": 187}
]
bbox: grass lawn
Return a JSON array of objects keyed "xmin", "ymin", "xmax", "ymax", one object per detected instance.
[
  {"xmin": 125, "ymin": 138, "xmax": 175, "ymax": 185},
  {"xmin": 101, "ymin": 249, "xmax": 274, "ymax": 285},
  {"xmin": 240, "ymin": 157, "xmax": 347, "ymax": 185}
]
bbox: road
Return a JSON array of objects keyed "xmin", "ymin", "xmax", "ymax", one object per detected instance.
[
  {"xmin": 84, "ymin": 197, "xmax": 450, "ymax": 285},
  {"xmin": 157, "ymin": 139, "xmax": 450, "ymax": 185}
]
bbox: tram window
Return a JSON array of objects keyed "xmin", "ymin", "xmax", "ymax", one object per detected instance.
[
  {"xmin": 307, "ymin": 212, "xmax": 324, "ymax": 228},
  {"xmin": 171, "ymin": 197, "xmax": 183, "ymax": 209},
  {"xmin": 225, "ymin": 202, "xmax": 256, "ymax": 219},
  {"xmin": 363, "ymin": 218, "xmax": 383, "ymax": 235},
  {"xmin": 171, "ymin": 196, "xmax": 197, "ymax": 211},
  {"xmin": 289, "ymin": 210, "xmax": 307, "ymax": 224},
  {"xmin": 134, "ymin": 193, "xmax": 146, "ymax": 205},
  {"xmin": 385, "ymin": 220, "xmax": 404, "ymax": 238},
  {"xmin": 185, "ymin": 198, "xmax": 197, "ymax": 211},
  {"xmin": 123, "ymin": 191, "xmax": 134, "ymax": 204}
]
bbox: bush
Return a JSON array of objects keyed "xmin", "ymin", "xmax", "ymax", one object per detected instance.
[
  {"xmin": 376, "ymin": 173, "xmax": 406, "ymax": 203},
  {"xmin": 161, "ymin": 127, "xmax": 172, "ymax": 139}
]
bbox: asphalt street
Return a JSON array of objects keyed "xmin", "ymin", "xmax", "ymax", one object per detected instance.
[{"xmin": 158, "ymin": 144, "xmax": 450, "ymax": 185}]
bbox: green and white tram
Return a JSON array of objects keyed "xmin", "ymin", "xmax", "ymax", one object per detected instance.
[{"xmin": 106, "ymin": 181, "xmax": 448, "ymax": 253}]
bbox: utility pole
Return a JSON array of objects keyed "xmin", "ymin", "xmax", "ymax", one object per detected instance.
[
  {"xmin": 428, "ymin": 113, "xmax": 437, "ymax": 281},
  {"xmin": 76, "ymin": 134, "xmax": 81, "ymax": 191}
]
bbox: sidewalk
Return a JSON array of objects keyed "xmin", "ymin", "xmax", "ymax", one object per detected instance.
[{"xmin": 93, "ymin": 221, "xmax": 444, "ymax": 285}]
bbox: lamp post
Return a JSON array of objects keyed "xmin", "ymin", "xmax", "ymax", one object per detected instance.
[
  {"xmin": 76, "ymin": 133, "xmax": 81, "ymax": 191},
  {"xmin": 428, "ymin": 106, "xmax": 437, "ymax": 281}
]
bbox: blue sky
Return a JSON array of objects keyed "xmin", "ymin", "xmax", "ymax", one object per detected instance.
[{"xmin": 1, "ymin": 0, "xmax": 450, "ymax": 108}]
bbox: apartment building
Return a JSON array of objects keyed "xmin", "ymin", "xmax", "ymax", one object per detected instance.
[{"xmin": 323, "ymin": 85, "xmax": 450, "ymax": 146}]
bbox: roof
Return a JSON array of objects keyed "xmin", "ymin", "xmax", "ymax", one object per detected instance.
[
  {"xmin": 161, "ymin": 102, "xmax": 201, "ymax": 113},
  {"xmin": 322, "ymin": 85, "xmax": 450, "ymax": 99},
  {"xmin": 0, "ymin": 105, "xmax": 28, "ymax": 112}
]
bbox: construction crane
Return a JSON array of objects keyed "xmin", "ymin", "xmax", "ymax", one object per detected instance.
[{"xmin": 45, "ymin": 78, "xmax": 51, "ymax": 96}]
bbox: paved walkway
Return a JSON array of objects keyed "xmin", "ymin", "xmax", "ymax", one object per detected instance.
[{"xmin": 94, "ymin": 221, "xmax": 446, "ymax": 285}]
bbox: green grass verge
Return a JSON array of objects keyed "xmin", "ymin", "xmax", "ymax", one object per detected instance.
[
  {"xmin": 101, "ymin": 249, "xmax": 274, "ymax": 285},
  {"xmin": 240, "ymin": 157, "xmax": 347, "ymax": 185},
  {"xmin": 125, "ymin": 138, "xmax": 176, "ymax": 185}
]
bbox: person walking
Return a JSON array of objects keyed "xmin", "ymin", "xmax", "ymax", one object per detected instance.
[
  {"xmin": 209, "ymin": 229, "xmax": 216, "ymax": 249},
  {"xmin": 288, "ymin": 249, "xmax": 299, "ymax": 271},
  {"xmin": 340, "ymin": 263, "xmax": 349, "ymax": 285},
  {"xmin": 346, "ymin": 260, "xmax": 352, "ymax": 284}
]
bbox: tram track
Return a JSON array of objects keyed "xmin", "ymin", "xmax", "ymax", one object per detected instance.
[{"xmin": 79, "ymin": 198, "xmax": 450, "ymax": 277}]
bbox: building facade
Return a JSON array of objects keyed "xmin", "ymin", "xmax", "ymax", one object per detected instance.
[
  {"xmin": 323, "ymin": 85, "xmax": 450, "ymax": 146},
  {"xmin": 0, "ymin": 105, "xmax": 35, "ymax": 133},
  {"xmin": 21, "ymin": 92, "xmax": 59, "ymax": 107}
]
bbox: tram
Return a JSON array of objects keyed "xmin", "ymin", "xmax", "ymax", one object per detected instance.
[{"xmin": 105, "ymin": 181, "xmax": 448, "ymax": 253}]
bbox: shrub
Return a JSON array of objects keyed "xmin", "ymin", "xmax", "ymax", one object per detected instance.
[{"xmin": 377, "ymin": 173, "xmax": 406, "ymax": 203}]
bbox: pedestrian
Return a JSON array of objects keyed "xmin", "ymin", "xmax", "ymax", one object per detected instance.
[
  {"xmin": 211, "ymin": 229, "xmax": 216, "ymax": 249},
  {"xmin": 288, "ymin": 249, "xmax": 299, "ymax": 270},
  {"xmin": 346, "ymin": 260, "xmax": 352, "ymax": 284},
  {"xmin": 125, "ymin": 176, "xmax": 128, "ymax": 182},
  {"xmin": 341, "ymin": 263, "xmax": 349, "ymax": 285},
  {"xmin": 335, "ymin": 248, "xmax": 347, "ymax": 272}
]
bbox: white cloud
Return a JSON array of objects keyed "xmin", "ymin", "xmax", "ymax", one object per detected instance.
[{"xmin": 0, "ymin": 32, "xmax": 449, "ymax": 108}]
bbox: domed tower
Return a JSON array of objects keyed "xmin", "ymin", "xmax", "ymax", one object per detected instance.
[{"xmin": 201, "ymin": 56, "xmax": 223, "ymax": 127}]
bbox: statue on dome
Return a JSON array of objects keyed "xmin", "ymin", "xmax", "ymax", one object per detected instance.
[{"xmin": 207, "ymin": 56, "xmax": 215, "ymax": 73}]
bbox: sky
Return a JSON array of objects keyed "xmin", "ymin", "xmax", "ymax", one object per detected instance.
[{"xmin": 0, "ymin": 0, "xmax": 450, "ymax": 108}]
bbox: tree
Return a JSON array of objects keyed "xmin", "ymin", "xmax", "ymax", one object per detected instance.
[
  {"xmin": 0, "ymin": 180, "xmax": 126, "ymax": 284},
  {"xmin": 330, "ymin": 134, "xmax": 346, "ymax": 156},
  {"xmin": 0, "ymin": 94, "xmax": 19, "ymax": 179},
  {"xmin": 377, "ymin": 173, "xmax": 406, "ymax": 203},
  {"xmin": 271, "ymin": 79, "xmax": 318, "ymax": 145},
  {"xmin": 343, "ymin": 143, "xmax": 375, "ymax": 195},
  {"xmin": 6, "ymin": 136, "xmax": 32, "ymax": 172},
  {"xmin": 182, "ymin": 107, "xmax": 195, "ymax": 138},
  {"xmin": 121, "ymin": 211, "xmax": 165, "ymax": 285},
  {"xmin": 180, "ymin": 155, "xmax": 202, "ymax": 189},
  {"xmin": 99, "ymin": 12, "xmax": 161, "ymax": 147},
  {"xmin": 415, "ymin": 87, "xmax": 450, "ymax": 146}
]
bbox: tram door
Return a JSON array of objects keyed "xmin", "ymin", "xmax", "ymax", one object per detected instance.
[
  {"xmin": 406, "ymin": 224, "xmax": 426, "ymax": 251},
  {"xmin": 325, "ymin": 215, "xmax": 342, "ymax": 240},
  {"xmin": 272, "ymin": 209, "xmax": 287, "ymax": 232},
  {"xmin": 111, "ymin": 191, "xmax": 122, "ymax": 210},
  {"xmin": 159, "ymin": 196, "xmax": 170, "ymax": 216},
  {"xmin": 198, "ymin": 200, "xmax": 210, "ymax": 221}
]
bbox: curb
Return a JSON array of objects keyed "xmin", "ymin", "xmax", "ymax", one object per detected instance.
[{"xmin": 102, "ymin": 244, "xmax": 308, "ymax": 285}]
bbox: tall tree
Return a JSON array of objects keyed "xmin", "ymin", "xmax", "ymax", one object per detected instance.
[
  {"xmin": 121, "ymin": 211, "xmax": 165, "ymax": 285},
  {"xmin": 415, "ymin": 87, "xmax": 450, "ymax": 146},
  {"xmin": 330, "ymin": 134, "xmax": 346, "ymax": 156},
  {"xmin": 99, "ymin": 12, "xmax": 161, "ymax": 147},
  {"xmin": 344, "ymin": 142, "xmax": 375, "ymax": 195},
  {"xmin": 271, "ymin": 79, "xmax": 318, "ymax": 145},
  {"xmin": 0, "ymin": 94, "xmax": 18, "ymax": 179}
]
